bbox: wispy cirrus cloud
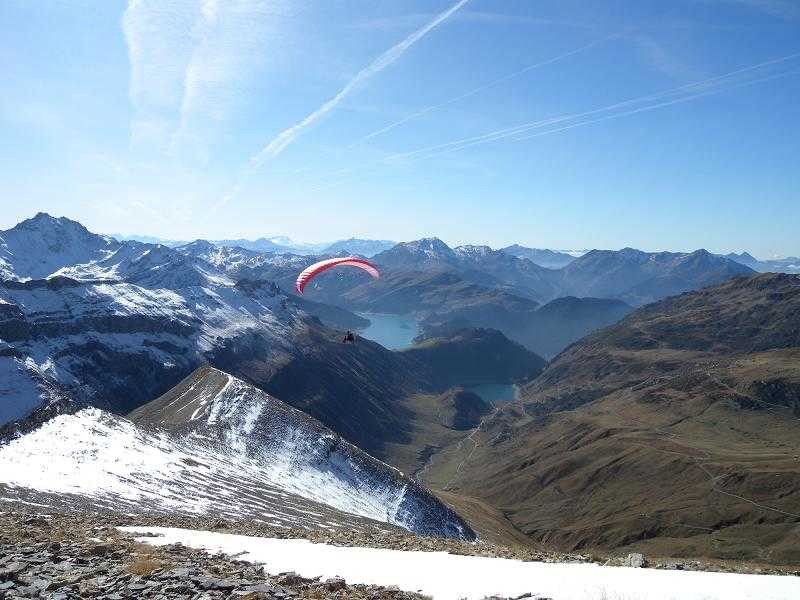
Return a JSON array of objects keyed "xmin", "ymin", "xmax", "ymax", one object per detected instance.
[
  {"xmin": 248, "ymin": 0, "xmax": 471, "ymax": 167},
  {"xmin": 122, "ymin": 0, "xmax": 282, "ymax": 157},
  {"xmin": 352, "ymin": 34, "xmax": 617, "ymax": 145},
  {"xmin": 122, "ymin": 0, "xmax": 197, "ymax": 149},
  {"xmin": 171, "ymin": 0, "xmax": 287, "ymax": 158}
]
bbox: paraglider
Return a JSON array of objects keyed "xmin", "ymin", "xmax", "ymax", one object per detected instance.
[{"xmin": 294, "ymin": 256, "xmax": 380, "ymax": 295}]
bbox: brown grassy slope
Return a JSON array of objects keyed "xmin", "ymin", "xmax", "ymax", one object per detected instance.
[{"xmin": 421, "ymin": 274, "xmax": 800, "ymax": 565}]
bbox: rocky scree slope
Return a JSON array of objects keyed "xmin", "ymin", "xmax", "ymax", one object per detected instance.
[{"xmin": 0, "ymin": 514, "xmax": 432, "ymax": 600}]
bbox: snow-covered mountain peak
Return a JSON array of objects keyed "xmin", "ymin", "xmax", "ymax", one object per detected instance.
[
  {"xmin": 16, "ymin": 213, "xmax": 104, "ymax": 240},
  {"xmin": 176, "ymin": 241, "xmax": 268, "ymax": 273},
  {"xmin": 0, "ymin": 407, "xmax": 392, "ymax": 533},
  {"xmin": 372, "ymin": 237, "xmax": 458, "ymax": 270},
  {"xmin": 54, "ymin": 240, "xmax": 235, "ymax": 289},
  {"xmin": 0, "ymin": 213, "xmax": 120, "ymax": 281},
  {"xmin": 126, "ymin": 367, "xmax": 475, "ymax": 540}
]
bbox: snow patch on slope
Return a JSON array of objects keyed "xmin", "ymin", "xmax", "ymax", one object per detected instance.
[
  {"xmin": 126, "ymin": 527, "xmax": 800, "ymax": 600},
  {"xmin": 0, "ymin": 409, "xmax": 393, "ymax": 531}
]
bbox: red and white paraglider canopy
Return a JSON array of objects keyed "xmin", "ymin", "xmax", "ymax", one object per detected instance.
[{"xmin": 295, "ymin": 256, "xmax": 380, "ymax": 295}]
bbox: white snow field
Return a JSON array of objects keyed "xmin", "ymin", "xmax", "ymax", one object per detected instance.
[{"xmin": 124, "ymin": 527, "xmax": 800, "ymax": 600}]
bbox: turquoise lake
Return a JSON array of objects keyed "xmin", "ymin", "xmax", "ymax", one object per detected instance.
[
  {"xmin": 356, "ymin": 313, "xmax": 519, "ymax": 405},
  {"xmin": 356, "ymin": 312, "xmax": 419, "ymax": 350}
]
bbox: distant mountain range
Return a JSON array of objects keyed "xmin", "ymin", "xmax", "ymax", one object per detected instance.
[
  {"xmin": 211, "ymin": 236, "xmax": 329, "ymax": 255},
  {"xmin": 556, "ymin": 247, "xmax": 756, "ymax": 306},
  {"xmin": 109, "ymin": 226, "xmax": 800, "ymax": 274},
  {"xmin": 296, "ymin": 239, "xmax": 756, "ymax": 356},
  {"xmin": 501, "ymin": 245, "xmax": 578, "ymax": 269},
  {"xmin": 172, "ymin": 233, "xmax": 762, "ymax": 357},
  {"xmin": 111, "ymin": 232, "xmax": 395, "ymax": 257},
  {"xmin": 371, "ymin": 240, "xmax": 756, "ymax": 307},
  {"xmin": 724, "ymin": 251, "xmax": 800, "ymax": 274},
  {"xmin": 322, "ymin": 238, "xmax": 397, "ymax": 257}
]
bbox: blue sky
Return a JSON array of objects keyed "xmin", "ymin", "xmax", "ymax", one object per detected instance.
[{"xmin": 1, "ymin": 0, "xmax": 798, "ymax": 257}]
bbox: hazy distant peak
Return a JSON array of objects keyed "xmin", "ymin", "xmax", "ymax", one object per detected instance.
[
  {"xmin": 322, "ymin": 238, "xmax": 396, "ymax": 257},
  {"xmin": 179, "ymin": 239, "xmax": 217, "ymax": 252},
  {"xmin": 501, "ymin": 245, "xmax": 576, "ymax": 269}
]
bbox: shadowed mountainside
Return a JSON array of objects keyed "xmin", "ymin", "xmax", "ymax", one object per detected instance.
[
  {"xmin": 400, "ymin": 328, "xmax": 545, "ymax": 388},
  {"xmin": 419, "ymin": 296, "xmax": 633, "ymax": 359}
]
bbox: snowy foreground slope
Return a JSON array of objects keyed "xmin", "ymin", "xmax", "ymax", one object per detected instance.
[
  {"xmin": 0, "ymin": 368, "xmax": 474, "ymax": 540},
  {"xmin": 126, "ymin": 527, "xmax": 800, "ymax": 600}
]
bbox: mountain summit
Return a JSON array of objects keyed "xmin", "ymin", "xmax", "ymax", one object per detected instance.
[{"xmin": 0, "ymin": 213, "xmax": 120, "ymax": 280}]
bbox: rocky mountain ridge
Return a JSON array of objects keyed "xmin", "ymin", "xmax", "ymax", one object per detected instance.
[{"xmin": 0, "ymin": 367, "xmax": 475, "ymax": 540}]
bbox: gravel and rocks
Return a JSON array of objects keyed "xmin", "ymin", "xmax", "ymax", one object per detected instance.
[
  {"xmin": 1, "ymin": 505, "xmax": 591, "ymax": 566},
  {"xmin": 623, "ymin": 552, "xmax": 648, "ymax": 568},
  {"xmin": 0, "ymin": 508, "xmax": 568, "ymax": 600},
  {"xmin": 1, "ymin": 505, "xmax": 796, "ymax": 600},
  {"xmin": 0, "ymin": 511, "xmax": 430, "ymax": 599}
]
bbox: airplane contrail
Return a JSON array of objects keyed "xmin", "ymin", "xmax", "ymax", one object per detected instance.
[
  {"xmin": 248, "ymin": 0, "xmax": 470, "ymax": 168},
  {"xmin": 391, "ymin": 50, "xmax": 800, "ymax": 159},
  {"xmin": 351, "ymin": 34, "xmax": 619, "ymax": 146},
  {"xmin": 307, "ymin": 51, "xmax": 800, "ymax": 190},
  {"xmin": 506, "ymin": 68, "xmax": 800, "ymax": 143},
  {"xmin": 415, "ymin": 68, "xmax": 800, "ymax": 159}
]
